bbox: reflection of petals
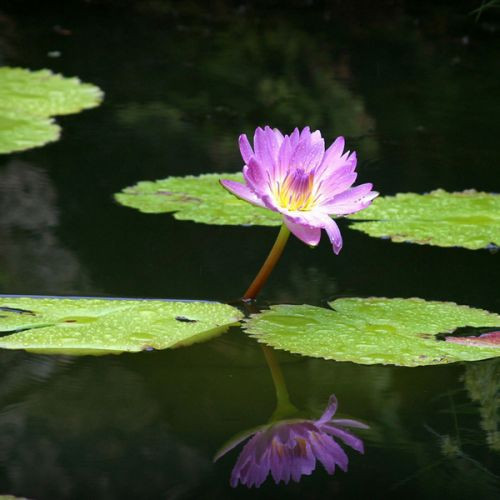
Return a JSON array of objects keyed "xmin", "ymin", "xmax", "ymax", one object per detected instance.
[
  {"xmin": 216, "ymin": 394, "xmax": 368, "ymax": 488},
  {"xmin": 323, "ymin": 423, "xmax": 365, "ymax": 453},
  {"xmin": 221, "ymin": 126, "xmax": 377, "ymax": 253}
]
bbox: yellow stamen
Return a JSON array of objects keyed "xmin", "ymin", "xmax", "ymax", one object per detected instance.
[{"xmin": 275, "ymin": 170, "xmax": 316, "ymax": 211}]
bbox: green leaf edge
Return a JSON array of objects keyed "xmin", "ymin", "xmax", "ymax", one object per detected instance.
[
  {"xmin": 348, "ymin": 189, "xmax": 500, "ymax": 250},
  {"xmin": 243, "ymin": 297, "xmax": 500, "ymax": 367},
  {"xmin": 0, "ymin": 296, "xmax": 243, "ymax": 356},
  {"xmin": 0, "ymin": 67, "xmax": 104, "ymax": 154}
]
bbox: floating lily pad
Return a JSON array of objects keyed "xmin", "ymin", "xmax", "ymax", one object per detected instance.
[
  {"xmin": 244, "ymin": 298, "xmax": 500, "ymax": 367},
  {"xmin": 116, "ymin": 177, "xmax": 499, "ymax": 251},
  {"xmin": 348, "ymin": 190, "xmax": 500, "ymax": 250},
  {"xmin": 0, "ymin": 110, "xmax": 59, "ymax": 154},
  {"xmin": 0, "ymin": 67, "xmax": 103, "ymax": 154},
  {"xmin": 115, "ymin": 173, "xmax": 282, "ymax": 226},
  {"xmin": 0, "ymin": 296, "xmax": 243, "ymax": 355}
]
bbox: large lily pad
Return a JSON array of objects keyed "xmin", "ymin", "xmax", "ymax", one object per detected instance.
[
  {"xmin": 244, "ymin": 298, "xmax": 500, "ymax": 367},
  {"xmin": 116, "ymin": 176, "xmax": 499, "ymax": 251},
  {"xmin": 115, "ymin": 173, "xmax": 282, "ymax": 226},
  {"xmin": 0, "ymin": 296, "xmax": 243, "ymax": 355},
  {"xmin": 0, "ymin": 67, "xmax": 103, "ymax": 154},
  {"xmin": 348, "ymin": 190, "xmax": 500, "ymax": 250}
]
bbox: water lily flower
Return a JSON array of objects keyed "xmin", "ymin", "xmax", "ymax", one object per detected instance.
[
  {"xmin": 215, "ymin": 394, "xmax": 368, "ymax": 488},
  {"xmin": 221, "ymin": 126, "xmax": 378, "ymax": 254}
]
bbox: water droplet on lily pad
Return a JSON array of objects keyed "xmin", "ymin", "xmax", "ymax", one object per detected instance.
[
  {"xmin": 348, "ymin": 190, "xmax": 500, "ymax": 250},
  {"xmin": 0, "ymin": 296, "xmax": 243, "ymax": 355},
  {"xmin": 243, "ymin": 297, "xmax": 500, "ymax": 366}
]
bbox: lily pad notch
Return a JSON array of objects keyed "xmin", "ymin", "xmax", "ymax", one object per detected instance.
[{"xmin": 243, "ymin": 297, "xmax": 500, "ymax": 367}]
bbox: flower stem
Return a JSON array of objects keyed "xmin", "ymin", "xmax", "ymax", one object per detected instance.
[
  {"xmin": 261, "ymin": 345, "xmax": 298, "ymax": 421},
  {"xmin": 243, "ymin": 224, "xmax": 290, "ymax": 301}
]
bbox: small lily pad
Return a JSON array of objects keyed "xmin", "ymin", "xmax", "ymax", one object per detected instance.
[
  {"xmin": 348, "ymin": 190, "xmax": 500, "ymax": 250},
  {"xmin": 0, "ymin": 67, "xmax": 103, "ymax": 154},
  {"xmin": 0, "ymin": 296, "xmax": 243, "ymax": 355},
  {"xmin": 244, "ymin": 298, "xmax": 500, "ymax": 367},
  {"xmin": 115, "ymin": 173, "xmax": 282, "ymax": 226}
]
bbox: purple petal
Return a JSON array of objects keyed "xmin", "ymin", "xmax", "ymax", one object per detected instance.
[
  {"xmin": 283, "ymin": 215, "xmax": 322, "ymax": 246},
  {"xmin": 214, "ymin": 423, "xmax": 269, "ymax": 462},
  {"xmin": 290, "ymin": 441, "xmax": 316, "ymax": 480},
  {"xmin": 289, "ymin": 134, "xmax": 325, "ymax": 173},
  {"xmin": 252, "ymin": 448, "xmax": 272, "ymax": 487},
  {"xmin": 316, "ymin": 394, "xmax": 338, "ymax": 425},
  {"xmin": 289, "ymin": 128, "xmax": 300, "ymax": 148},
  {"xmin": 283, "ymin": 212, "xmax": 342, "ymax": 253},
  {"xmin": 264, "ymin": 125, "xmax": 281, "ymax": 156},
  {"xmin": 277, "ymin": 135, "xmax": 292, "ymax": 179},
  {"xmin": 253, "ymin": 127, "xmax": 277, "ymax": 172},
  {"xmin": 299, "ymin": 126, "xmax": 311, "ymax": 142},
  {"xmin": 231, "ymin": 433, "xmax": 272, "ymax": 487},
  {"xmin": 319, "ymin": 215, "xmax": 343, "ymax": 254},
  {"xmin": 310, "ymin": 433, "xmax": 349, "ymax": 474},
  {"xmin": 274, "ymin": 423, "xmax": 293, "ymax": 444},
  {"xmin": 220, "ymin": 180, "xmax": 266, "ymax": 208},
  {"xmin": 315, "ymin": 136, "xmax": 346, "ymax": 178},
  {"xmin": 239, "ymin": 134, "xmax": 254, "ymax": 164},
  {"xmin": 243, "ymin": 158, "xmax": 269, "ymax": 195},
  {"xmin": 331, "ymin": 418, "xmax": 370, "ymax": 429},
  {"xmin": 273, "ymin": 128, "xmax": 284, "ymax": 143},
  {"xmin": 321, "ymin": 184, "xmax": 378, "ymax": 216},
  {"xmin": 316, "ymin": 171, "xmax": 358, "ymax": 202},
  {"xmin": 270, "ymin": 441, "xmax": 292, "ymax": 484},
  {"xmin": 321, "ymin": 424, "xmax": 365, "ymax": 454},
  {"xmin": 260, "ymin": 193, "xmax": 280, "ymax": 212},
  {"xmin": 310, "ymin": 129, "xmax": 323, "ymax": 145}
]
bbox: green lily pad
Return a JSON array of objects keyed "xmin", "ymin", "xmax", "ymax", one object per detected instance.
[
  {"xmin": 0, "ymin": 296, "xmax": 243, "ymax": 355},
  {"xmin": 243, "ymin": 298, "xmax": 500, "ymax": 367},
  {"xmin": 0, "ymin": 110, "xmax": 59, "ymax": 154},
  {"xmin": 115, "ymin": 173, "xmax": 282, "ymax": 226},
  {"xmin": 0, "ymin": 67, "xmax": 103, "ymax": 154},
  {"xmin": 116, "ymin": 176, "xmax": 499, "ymax": 251},
  {"xmin": 348, "ymin": 190, "xmax": 500, "ymax": 250}
]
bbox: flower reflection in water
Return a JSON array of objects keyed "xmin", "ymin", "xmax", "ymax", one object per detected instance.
[
  {"xmin": 215, "ymin": 345, "xmax": 368, "ymax": 487},
  {"xmin": 215, "ymin": 394, "xmax": 367, "ymax": 487}
]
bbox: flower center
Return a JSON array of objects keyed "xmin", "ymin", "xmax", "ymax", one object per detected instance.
[{"xmin": 275, "ymin": 169, "xmax": 315, "ymax": 211}]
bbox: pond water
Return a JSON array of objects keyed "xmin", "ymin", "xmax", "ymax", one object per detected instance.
[{"xmin": 0, "ymin": 1, "xmax": 499, "ymax": 498}]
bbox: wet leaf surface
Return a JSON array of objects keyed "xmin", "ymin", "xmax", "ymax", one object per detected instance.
[
  {"xmin": 348, "ymin": 190, "xmax": 500, "ymax": 250},
  {"xmin": 0, "ymin": 296, "xmax": 243, "ymax": 355},
  {"xmin": 244, "ymin": 298, "xmax": 500, "ymax": 366},
  {"xmin": 115, "ymin": 173, "xmax": 282, "ymax": 226}
]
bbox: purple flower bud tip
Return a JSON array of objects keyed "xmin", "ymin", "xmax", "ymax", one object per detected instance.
[{"xmin": 221, "ymin": 126, "xmax": 378, "ymax": 253}]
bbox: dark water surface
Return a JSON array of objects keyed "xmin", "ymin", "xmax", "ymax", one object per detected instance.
[{"xmin": 0, "ymin": 1, "xmax": 499, "ymax": 498}]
